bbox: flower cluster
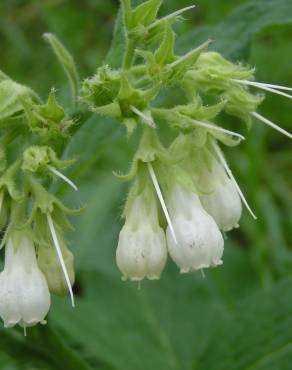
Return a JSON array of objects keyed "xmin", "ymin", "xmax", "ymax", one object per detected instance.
[
  {"xmin": 0, "ymin": 74, "xmax": 77, "ymax": 331},
  {"xmin": 82, "ymin": 0, "xmax": 291, "ymax": 281},
  {"xmin": 0, "ymin": 0, "xmax": 291, "ymax": 331}
]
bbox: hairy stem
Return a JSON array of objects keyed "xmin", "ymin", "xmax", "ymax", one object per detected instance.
[{"xmin": 123, "ymin": 38, "xmax": 135, "ymax": 69}]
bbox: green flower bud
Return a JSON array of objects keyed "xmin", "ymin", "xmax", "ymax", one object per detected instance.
[
  {"xmin": 22, "ymin": 146, "xmax": 72, "ymax": 174},
  {"xmin": 187, "ymin": 51, "xmax": 254, "ymax": 93},
  {"xmin": 22, "ymin": 89, "xmax": 73, "ymax": 137},
  {"xmin": 37, "ymin": 242, "xmax": 75, "ymax": 296}
]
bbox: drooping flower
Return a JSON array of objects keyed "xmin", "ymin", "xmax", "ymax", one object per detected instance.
[
  {"xmin": 0, "ymin": 234, "xmax": 51, "ymax": 328},
  {"xmin": 116, "ymin": 193, "xmax": 167, "ymax": 281},
  {"xmin": 166, "ymin": 184, "xmax": 224, "ymax": 273},
  {"xmin": 199, "ymin": 154, "xmax": 242, "ymax": 231}
]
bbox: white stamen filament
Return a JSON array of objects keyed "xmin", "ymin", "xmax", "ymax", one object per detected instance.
[
  {"xmin": 147, "ymin": 162, "xmax": 178, "ymax": 244},
  {"xmin": 130, "ymin": 106, "xmax": 156, "ymax": 128},
  {"xmin": 251, "ymin": 112, "xmax": 292, "ymax": 139},
  {"xmin": 232, "ymin": 79, "xmax": 292, "ymax": 92},
  {"xmin": 148, "ymin": 5, "xmax": 196, "ymax": 30},
  {"xmin": 49, "ymin": 166, "xmax": 78, "ymax": 191},
  {"xmin": 232, "ymin": 79, "xmax": 292, "ymax": 100},
  {"xmin": 193, "ymin": 120, "xmax": 245, "ymax": 141},
  {"xmin": 211, "ymin": 141, "xmax": 257, "ymax": 220},
  {"xmin": 47, "ymin": 213, "xmax": 75, "ymax": 307}
]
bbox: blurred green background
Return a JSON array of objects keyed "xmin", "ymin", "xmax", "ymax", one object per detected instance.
[{"xmin": 0, "ymin": 0, "xmax": 292, "ymax": 369}]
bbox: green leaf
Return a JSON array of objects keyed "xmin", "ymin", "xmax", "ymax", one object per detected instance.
[
  {"xmin": 193, "ymin": 278, "xmax": 292, "ymax": 370},
  {"xmin": 43, "ymin": 33, "xmax": 79, "ymax": 101},
  {"xmin": 0, "ymin": 80, "xmax": 37, "ymax": 121},
  {"xmin": 50, "ymin": 221, "xmax": 259, "ymax": 370},
  {"xmin": 178, "ymin": 0, "xmax": 292, "ymax": 60}
]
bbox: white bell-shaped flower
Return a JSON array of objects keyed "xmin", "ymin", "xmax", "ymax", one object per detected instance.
[
  {"xmin": 0, "ymin": 235, "xmax": 51, "ymax": 328},
  {"xmin": 199, "ymin": 156, "xmax": 242, "ymax": 231},
  {"xmin": 166, "ymin": 184, "xmax": 224, "ymax": 273},
  {"xmin": 116, "ymin": 195, "xmax": 167, "ymax": 281}
]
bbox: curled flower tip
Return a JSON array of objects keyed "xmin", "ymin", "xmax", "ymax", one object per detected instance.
[
  {"xmin": 49, "ymin": 166, "xmax": 78, "ymax": 191},
  {"xmin": 47, "ymin": 213, "xmax": 75, "ymax": 307},
  {"xmin": 251, "ymin": 112, "xmax": 292, "ymax": 139},
  {"xmin": 232, "ymin": 79, "xmax": 292, "ymax": 100},
  {"xmin": 193, "ymin": 120, "xmax": 245, "ymax": 141},
  {"xmin": 147, "ymin": 162, "xmax": 178, "ymax": 244},
  {"xmin": 130, "ymin": 106, "xmax": 156, "ymax": 128},
  {"xmin": 212, "ymin": 141, "xmax": 257, "ymax": 220}
]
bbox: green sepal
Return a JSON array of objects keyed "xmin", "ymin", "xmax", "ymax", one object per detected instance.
[
  {"xmin": 21, "ymin": 89, "xmax": 74, "ymax": 137},
  {"xmin": 154, "ymin": 24, "xmax": 175, "ymax": 65},
  {"xmin": 132, "ymin": 0, "xmax": 162, "ymax": 28},
  {"xmin": 26, "ymin": 176, "xmax": 79, "ymax": 231},
  {"xmin": 0, "ymin": 161, "xmax": 22, "ymax": 200},
  {"xmin": 82, "ymin": 66, "xmax": 121, "ymax": 108},
  {"xmin": 223, "ymin": 87, "xmax": 264, "ymax": 125},
  {"xmin": 176, "ymin": 96, "xmax": 226, "ymax": 121},
  {"xmin": 114, "ymin": 127, "xmax": 169, "ymax": 181},
  {"xmin": 187, "ymin": 51, "xmax": 254, "ymax": 93},
  {"xmin": 123, "ymin": 0, "xmax": 162, "ymax": 31},
  {"xmin": 92, "ymin": 102, "xmax": 121, "ymax": 118}
]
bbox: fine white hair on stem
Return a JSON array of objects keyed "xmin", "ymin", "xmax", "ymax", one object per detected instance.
[
  {"xmin": 130, "ymin": 106, "xmax": 156, "ymax": 128},
  {"xmin": 193, "ymin": 120, "xmax": 245, "ymax": 141},
  {"xmin": 232, "ymin": 79, "xmax": 292, "ymax": 100},
  {"xmin": 251, "ymin": 112, "xmax": 292, "ymax": 139},
  {"xmin": 232, "ymin": 79, "xmax": 292, "ymax": 92},
  {"xmin": 147, "ymin": 162, "xmax": 178, "ymax": 244},
  {"xmin": 48, "ymin": 166, "xmax": 78, "ymax": 191},
  {"xmin": 47, "ymin": 213, "xmax": 75, "ymax": 307},
  {"xmin": 148, "ymin": 5, "xmax": 196, "ymax": 30},
  {"xmin": 211, "ymin": 141, "xmax": 257, "ymax": 220}
]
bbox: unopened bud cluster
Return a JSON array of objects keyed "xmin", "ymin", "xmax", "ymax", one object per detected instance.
[{"xmin": 82, "ymin": 0, "xmax": 291, "ymax": 281}]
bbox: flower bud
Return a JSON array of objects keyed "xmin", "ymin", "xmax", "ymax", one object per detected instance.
[
  {"xmin": 166, "ymin": 184, "xmax": 224, "ymax": 273},
  {"xmin": 37, "ymin": 243, "xmax": 75, "ymax": 296},
  {"xmin": 0, "ymin": 235, "xmax": 51, "ymax": 328},
  {"xmin": 116, "ymin": 195, "xmax": 167, "ymax": 281},
  {"xmin": 199, "ymin": 157, "xmax": 242, "ymax": 231}
]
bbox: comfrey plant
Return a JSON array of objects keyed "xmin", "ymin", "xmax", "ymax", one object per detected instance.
[
  {"xmin": 81, "ymin": 0, "xmax": 291, "ymax": 280},
  {"xmin": 0, "ymin": 0, "xmax": 291, "ymax": 331}
]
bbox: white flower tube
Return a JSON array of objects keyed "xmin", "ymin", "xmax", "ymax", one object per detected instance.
[
  {"xmin": 116, "ymin": 195, "xmax": 167, "ymax": 281},
  {"xmin": 0, "ymin": 235, "xmax": 51, "ymax": 328},
  {"xmin": 199, "ymin": 157, "xmax": 242, "ymax": 231},
  {"xmin": 166, "ymin": 184, "xmax": 224, "ymax": 273}
]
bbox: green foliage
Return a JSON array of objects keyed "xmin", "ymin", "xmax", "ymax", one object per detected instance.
[
  {"xmin": 43, "ymin": 33, "xmax": 79, "ymax": 101},
  {"xmin": 0, "ymin": 0, "xmax": 291, "ymax": 369}
]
